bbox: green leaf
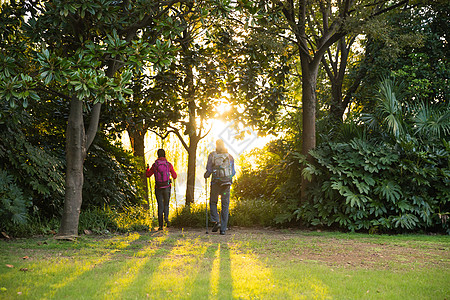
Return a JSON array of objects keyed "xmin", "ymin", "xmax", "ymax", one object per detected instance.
[
  {"xmin": 375, "ymin": 181, "xmax": 402, "ymax": 203},
  {"xmin": 392, "ymin": 214, "xmax": 419, "ymax": 230},
  {"xmin": 29, "ymin": 92, "xmax": 40, "ymax": 101},
  {"xmin": 396, "ymin": 200, "xmax": 412, "ymax": 212},
  {"xmin": 354, "ymin": 179, "xmax": 370, "ymax": 194}
]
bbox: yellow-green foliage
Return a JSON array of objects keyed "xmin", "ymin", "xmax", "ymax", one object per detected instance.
[{"xmin": 108, "ymin": 206, "xmax": 156, "ymax": 232}]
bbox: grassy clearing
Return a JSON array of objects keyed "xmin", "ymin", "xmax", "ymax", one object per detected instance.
[{"xmin": 0, "ymin": 228, "xmax": 448, "ymax": 299}]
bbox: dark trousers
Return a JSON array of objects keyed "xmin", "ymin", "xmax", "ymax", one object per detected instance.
[
  {"xmin": 209, "ymin": 182, "xmax": 230, "ymax": 233},
  {"xmin": 155, "ymin": 187, "xmax": 171, "ymax": 228}
]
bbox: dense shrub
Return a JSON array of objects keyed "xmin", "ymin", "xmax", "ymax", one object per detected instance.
[
  {"xmin": 78, "ymin": 206, "xmax": 155, "ymax": 234},
  {"xmin": 106, "ymin": 206, "xmax": 155, "ymax": 232},
  {"xmin": 0, "ymin": 170, "xmax": 31, "ymax": 231},
  {"xmin": 167, "ymin": 199, "xmax": 282, "ymax": 228},
  {"xmin": 230, "ymin": 78, "xmax": 449, "ymax": 233},
  {"xmin": 170, "ymin": 204, "xmax": 208, "ymax": 228},
  {"xmin": 4, "ymin": 205, "xmax": 156, "ymax": 237},
  {"xmin": 298, "ymin": 138, "xmax": 449, "ymax": 233},
  {"xmin": 297, "ymin": 78, "xmax": 449, "ymax": 233},
  {"xmin": 229, "ymin": 197, "xmax": 281, "ymax": 227},
  {"xmin": 0, "ymin": 120, "xmax": 145, "ymax": 235},
  {"xmin": 0, "ymin": 125, "xmax": 65, "ymax": 220},
  {"xmin": 9, "ymin": 214, "xmax": 60, "ymax": 237},
  {"xmin": 232, "ymin": 140, "xmax": 302, "ymax": 227}
]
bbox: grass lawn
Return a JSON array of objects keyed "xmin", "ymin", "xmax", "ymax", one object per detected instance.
[{"xmin": 0, "ymin": 228, "xmax": 449, "ymax": 299}]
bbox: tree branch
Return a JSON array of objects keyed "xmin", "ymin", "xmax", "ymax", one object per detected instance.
[
  {"xmin": 372, "ymin": 0, "xmax": 408, "ymax": 18},
  {"xmin": 36, "ymin": 83, "xmax": 71, "ymax": 101},
  {"xmin": 85, "ymin": 102, "xmax": 101, "ymax": 150},
  {"xmin": 199, "ymin": 125, "xmax": 212, "ymax": 140},
  {"xmin": 321, "ymin": 56, "xmax": 334, "ymax": 80},
  {"xmin": 167, "ymin": 126, "xmax": 189, "ymax": 151},
  {"xmin": 148, "ymin": 128, "xmax": 189, "ymax": 152}
]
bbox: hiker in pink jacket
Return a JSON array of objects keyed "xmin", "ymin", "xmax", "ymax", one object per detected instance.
[{"xmin": 146, "ymin": 149, "xmax": 177, "ymax": 230}]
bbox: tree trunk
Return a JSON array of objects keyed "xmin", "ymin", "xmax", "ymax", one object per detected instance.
[
  {"xmin": 128, "ymin": 128, "xmax": 149, "ymax": 208},
  {"xmin": 184, "ymin": 94, "xmax": 199, "ymax": 205},
  {"xmin": 58, "ymin": 100, "xmax": 101, "ymax": 238},
  {"xmin": 58, "ymin": 98, "xmax": 86, "ymax": 238},
  {"xmin": 300, "ymin": 58, "xmax": 320, "ymax": 201},
  {"xmin": 185, "ymin": 135, "xmax": 200, "ymax": 206},
  {"xmin": 183, "ymin": 48, "xmax": 200, "ymax": 206},
  {"xmin": 326, "ymin": 37, "xmax": 352, "ymax": 122},
  {"xmin": 128, "ymin": 129, "xmax": 146, "ymax": 160},
  {"xmin": 330, "ymin": 79, "xmax": 345, "ymax": 122},
  {"xmin": 55, "ymin": 3, "xmax": 180, "ymax": 238}
]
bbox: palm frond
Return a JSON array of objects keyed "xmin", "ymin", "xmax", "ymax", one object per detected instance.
[
  {"xmin": 413, "ymin": 102, "xmax": 450, "ymax": 139},
  {"xmin": 375, "ymin": 77, "xmax": 405, "ymax": 139}
]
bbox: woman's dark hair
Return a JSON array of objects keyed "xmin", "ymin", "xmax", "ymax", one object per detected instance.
[{"xmin": 157, "ymin": 149, "xmax": 166, "ymax": 158}]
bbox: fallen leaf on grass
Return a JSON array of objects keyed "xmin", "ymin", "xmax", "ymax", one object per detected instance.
[
  {"xmin": 20, "ymin": 268, "xmax": 29, "ymax": 272},
  {"xmin": 22, "ymin": 256, "xmax": 29, "ymax": 260},
  {"xmin": 1, "ymin": 232, "xmax": 10, "ymax": 239},
  {"xmin": 6, "ymin": 264, "xmax": 14, "ymax": 268}
]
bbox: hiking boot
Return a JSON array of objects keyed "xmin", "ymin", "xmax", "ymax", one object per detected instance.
[
  {"xmin": 158, "ymin": 227, "xmax": 163, "ymax": 231},
  {"xmin": 212, "ymin": 222, "xmax": 220, "ymax": 232},
  {"xmin": 220, "ymin": 231, "xmax": 225, "ymax": 235},
  {"xmin": 165, "ymin": 221, "xmax": 170, "ymax": 228}
]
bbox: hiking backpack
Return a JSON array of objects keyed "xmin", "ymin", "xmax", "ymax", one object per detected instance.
[
  {"xmin": 212, "ymin": 152, "xmax": 233, "ymax": 185},
  {"xmin": 154, "ymin": 160, "xmax": 171, "ymax": 188}
]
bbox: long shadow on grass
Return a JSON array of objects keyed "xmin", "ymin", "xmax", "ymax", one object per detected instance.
[
  {"xmin": 104, "ymin": 230, "xmax": 179, "ymax": 299},
  {"xmin": 188, "ymin": 243, "xmax": 219, "ymax": 298},
  {"xmin": 183, "ymin": 241, "xmax": 233, "ymax": 299},
  {"xmin": 115, "ymin": 231, "xmax": 186, "ymax": 298},
  {"xmin": 29, "ymin": 232, "xmax": 146, "ymax": 299},
  {"xmin": 217, "ymin": 241, "xmax": 233, "ymax": 299},
  {"xmin": 127, "ymin": 231, "xmax": 217, "ymax": 298},
  {"xmin": 49, "ymin": 231, "xmax": 176, "ymax": 299}
]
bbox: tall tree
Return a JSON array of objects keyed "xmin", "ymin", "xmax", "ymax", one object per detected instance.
[
  {"xmin": 238, "ymin": 0, "xmax": 408, "ymax": 199},
  {"xmin": 0, "ymin": 0, "xmax": 184, "ymax": 237},
  {"xmin": 154, "ymin": 1, "xmax": 231, "ymax": 205},
  {"xmin": 167, "ymin": 32, "xmax": 222, "ymax": 206},
  {"xmin": 169, "ymin": 2, "xmax": 288, "ymax": 205}
]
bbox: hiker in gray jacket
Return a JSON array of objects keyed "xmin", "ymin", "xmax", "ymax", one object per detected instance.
[{"xmin": 204, "ymin": 139, "xmax": 236, "ymax": 235}]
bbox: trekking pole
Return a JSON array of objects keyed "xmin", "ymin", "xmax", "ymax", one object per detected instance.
[
  {"xmin": 205, "ymin": 177, "xmax": 209, "ymax": 234},
  {"xmin": 149, "ymin": 178, "xmax": 155, "ymax": 218},
  {"xmin": 146, "ymin": 177, "xmax": 151, "ymax": 210},
  {"xmin": 174, "ymin": 178, "xmax": 178, "ymax": 217}
]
